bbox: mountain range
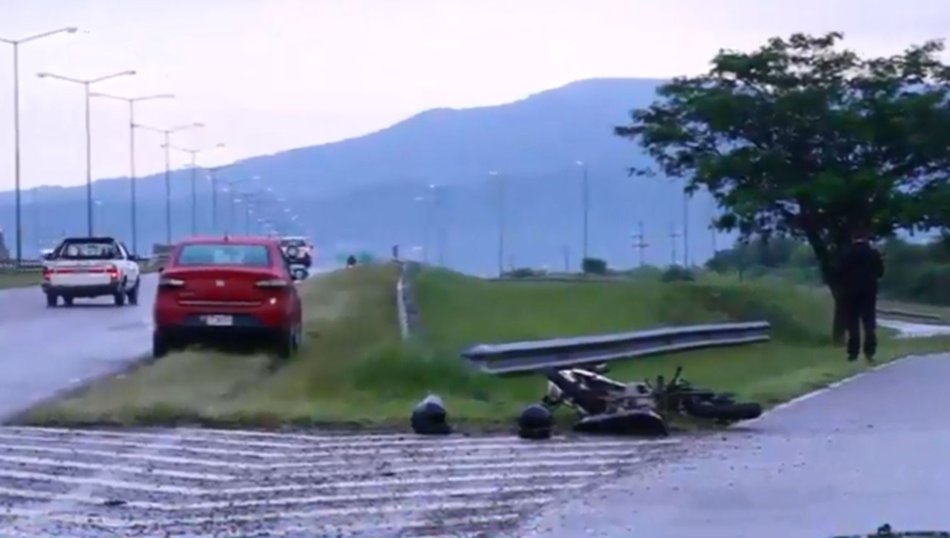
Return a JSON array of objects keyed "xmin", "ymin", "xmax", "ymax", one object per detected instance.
[{"xmin": 0, "ymin": 78, "xmax": 731, "ymax": 275}]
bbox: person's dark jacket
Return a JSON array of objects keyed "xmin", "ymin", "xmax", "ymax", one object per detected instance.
[{"xmin": 836, "ymin": 240, "xmax": 885, "ymax": 296}]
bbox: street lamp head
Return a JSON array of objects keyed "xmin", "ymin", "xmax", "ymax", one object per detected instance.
[
  {"xmin": 36, "ymin": 72, "xmax": 49, "ymax": 78},
  {"xmin": 66, "ymin": 27, "xmax": 79, "ymax": 34},
  {"xmin": 122, "ymin": 70, "xmax": 137, "ymax": 76}
]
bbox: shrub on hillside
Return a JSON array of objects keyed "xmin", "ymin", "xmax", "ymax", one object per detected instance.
[
  {"xmin": 661, "ymin": 266, "xmax": 696, "ymax": 282},
  {"xmin": 581, "ymin": 257, "xmax": 608, "ymax": 275}
]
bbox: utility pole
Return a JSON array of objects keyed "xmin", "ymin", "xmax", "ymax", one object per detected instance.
[
  {"xmin": 632, "ymin": 221, "xmax": 648, "ymax": 266},
  {"xmin": 682, "ymin": 191, "xmax": 690, "ymax": 267},
  {"xmin": 669, "ymin": 223, "xmax": 680, "ymax": 266}
]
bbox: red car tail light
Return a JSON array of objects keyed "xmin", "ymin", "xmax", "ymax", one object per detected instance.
[
  {"xmin": 159, "ymin": 277, "xmax": 185, "ymax": 288},
  {"xmin": 255, "ymin": 278, "xmax": 289, "ymax": 288}
]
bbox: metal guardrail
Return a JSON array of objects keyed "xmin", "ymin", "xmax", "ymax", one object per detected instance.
[
  {"xmin": 461, "ymin": 321, "xmax": 771, "ymax": 375},
  {"xmin": 1, "ymin": 257, "xmax": 155, "ymax": 272},
  {"xmin": 0, "ymin": 259, "xmax": 43, "ymax": 271}
]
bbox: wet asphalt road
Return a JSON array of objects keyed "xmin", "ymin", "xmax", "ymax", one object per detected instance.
[
  {"xmin": 0, "ymin": 275, "xmax": 159, "ymax": 421},
  {"xmin": 520, "ymin": 351, "xmax": 950, "ymax": 538},
  {"xmin": 0, "ymin": 428, "xmax": 686, "ymax": 537},
  {"xmin": 1, "ymin": 279, "xmax": 947, "ymax": 537}
]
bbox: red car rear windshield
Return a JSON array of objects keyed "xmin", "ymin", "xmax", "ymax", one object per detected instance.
[{"xmin": 175, "ymin": 244, "xmax": 271, "ymax": 267}]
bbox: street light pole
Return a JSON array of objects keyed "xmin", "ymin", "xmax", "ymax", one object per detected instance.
[
  {"xmin": 83, "ymin": 82, "xmax": 92, "ymax": 235},
  {"xmin": 163, "ymin": 132, "xmax": 172, "ymax": 243},
  {"xmin": 37, "ymin": 68, "xmax": 136, "ymax": 236},
  {"xmin": 1, "ymin": 27, "xmax": 77, "ymax": 263},
  {"xmin": 134, "ymin": 122, "xmax": 205, "ymax": 244},
  {"xmin": 489, "ymin": 170, "xmax": 504, "ymax": 277},
  {"xmin": 207, "ymin": 164, "xmax": 234, "ymax": 233},
  {"xmin": 90, "ymin": 92, "xmax": 174, "ymax": 254},
  {"xmin": 576, "ymin": 160, "xmax": 589, "ymax": 261},
  {"xmin": 164, "ymin": 143, "xmax": 226, "ymax": 237}
]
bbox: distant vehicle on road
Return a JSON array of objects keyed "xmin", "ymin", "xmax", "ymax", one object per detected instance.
[
  {"xmin": 41, "ymin": 236, "xmax": 142, "ymax": 307},
  {"xmin": 278, "ymin": 236, "xmax": 314, "ymax": 268},
  {"xmin": 153, "ymin": 236, "xmax": 304, "ymax": 359}
]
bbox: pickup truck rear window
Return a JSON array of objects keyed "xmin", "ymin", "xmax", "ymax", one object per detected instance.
[
  {"xmin": 56, "ymin": 240, "xmax": 121, "ymax": 260},
  {"xmin": 176, "ymin": 244, "xmax": 271, "ymax": 267}
]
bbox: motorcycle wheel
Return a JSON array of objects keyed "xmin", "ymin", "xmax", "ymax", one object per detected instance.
[{"xmin": 684, "ymin": 399, "xmax": 763, "ymax": 422}]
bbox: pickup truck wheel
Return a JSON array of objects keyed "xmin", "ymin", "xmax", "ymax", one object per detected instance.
[
  {"xmin": 62, "ymin": 296, "xmax": 74, "ymax": 307},
  {"xmin": 45, "ymin": 293, "xmax": 58, "ymax": 308},
  {"xmin": 113, "ymin": 288, "xmax": 126, "ymax": 306},
  {"xmin": 127, "ymin": 279, "xmax": 140, "ymax": 305}
]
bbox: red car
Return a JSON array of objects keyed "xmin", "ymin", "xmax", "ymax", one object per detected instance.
[{"xmin": 153, "ymin": 236, "xmax": 304, "ymax": 359}]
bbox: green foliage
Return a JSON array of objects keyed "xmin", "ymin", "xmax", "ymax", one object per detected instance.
[
  {"xmin": 503, "ymin": 267, "xmax": 545, "ymax": 278},
  {"xmin": 617, "ymin": 32, "xmax": 950, "ymax": 287},
  {"xmin": 661, "ymin": 266, "xmax": 696, "ymax": 282},
  {"xmin": 709, "ymin": 235, "xmax": 950, "ymax": 306},
  {"xmin": 581, "ymin": 257, "xmax": 608, "ymax": 274}
]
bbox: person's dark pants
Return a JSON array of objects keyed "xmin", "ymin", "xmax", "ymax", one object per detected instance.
[{"xmin": 843, "ymin": 291, "xmax": 878, "ymax": 359}]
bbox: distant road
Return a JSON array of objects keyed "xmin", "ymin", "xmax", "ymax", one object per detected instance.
[
  {"xmin": 0, "ymin": 275, "xmax": 159, "ymax": 421},
  {"xmin": 0, "ymin": 266, "xmax": 334, "ymax": 422},
  {"xmin": 879, "ymin": 318, "xmax": 950, "ymax": 338}
]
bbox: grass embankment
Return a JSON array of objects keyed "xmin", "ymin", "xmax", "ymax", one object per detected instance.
[
  {"xmin": 0, "ymin": 270, "xmax": 41, "ymax": 290},
  {"xmin": 21, "ymin": 264, "xmax": 950, "ymax": 429}
]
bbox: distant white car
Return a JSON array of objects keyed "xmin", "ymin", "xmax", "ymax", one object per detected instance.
[
  {"xmin": 279, "ymin": 236, "xmax": 314, "ymax": 268},
  {"xmin": 41, "ymin": 237, "xmax": 142, "ymax": 307}
]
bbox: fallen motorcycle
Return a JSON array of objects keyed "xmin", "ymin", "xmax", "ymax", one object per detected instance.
[
  {"xmin": 537, "ymin": 364, "xmax": 762, "ymax": 436},
  {"xmin": 647, "ymin": 365, "xmax": 763, "ymax": 424},
  {"xmin": 541, "ymin": 365, "xmax": 669, "ymax": 436}
]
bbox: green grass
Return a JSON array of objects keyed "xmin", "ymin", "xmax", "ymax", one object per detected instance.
[
  {"xmin": 0, "ymin": 270, "xmax": 42, "ymax": 289},
  {"xmin": 20, "ymin": 264, "xmax": 950, "ymax": 430}
]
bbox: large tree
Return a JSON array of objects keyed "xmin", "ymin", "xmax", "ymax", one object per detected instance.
[{"xmin": 617, "ymin": 32, "xmax": 950, "ymax": 340}]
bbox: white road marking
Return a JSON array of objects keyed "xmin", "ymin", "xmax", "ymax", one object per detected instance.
[
  {"xmin": 2, "ymin": 496, "xmax": 556, "ymax": 528},
  {"xmin": 0, "ymin": 440, "xmax": 651, "ymax": 469},
  {"xmin": 0, "ymin": 425, "xmax": 666, "ymax": 536},
  {"xmin": 0, "ymin": 453, "xmax": 235, "ymax": 481},
  {"xmin": 0, "ymin": 481, "xmax": 585, "ymax": 512}
]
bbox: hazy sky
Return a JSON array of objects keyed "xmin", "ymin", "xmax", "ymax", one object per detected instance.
[{"xmin": 1, "ymin": 0, "xmax": 947, "ymax": 190}]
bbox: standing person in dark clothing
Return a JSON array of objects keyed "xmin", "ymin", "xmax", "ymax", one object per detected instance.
[{"xmin": 836, "ymin": 228, "xmax": 885, "ymax": 363}]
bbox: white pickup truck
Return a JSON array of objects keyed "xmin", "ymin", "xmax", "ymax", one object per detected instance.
[{"xmin": 41, "ymin": 237, "xmax": 142, "ymax": 307}]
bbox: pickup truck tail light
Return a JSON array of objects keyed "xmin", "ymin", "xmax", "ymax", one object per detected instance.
[
  {"xmin": 42, "ymin": 266, "xmax": 51, "ymax": 280},
  {"xmin": 158, "ymin": 277, "xmax": 185, "ymax": 288},
  {"xmin": 105, "ymin": 264, "xmax": 119, "ymax": 280},
  {"xmin": 255, "ymin": 278, "xmax": 289, "ymax": 288}
]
